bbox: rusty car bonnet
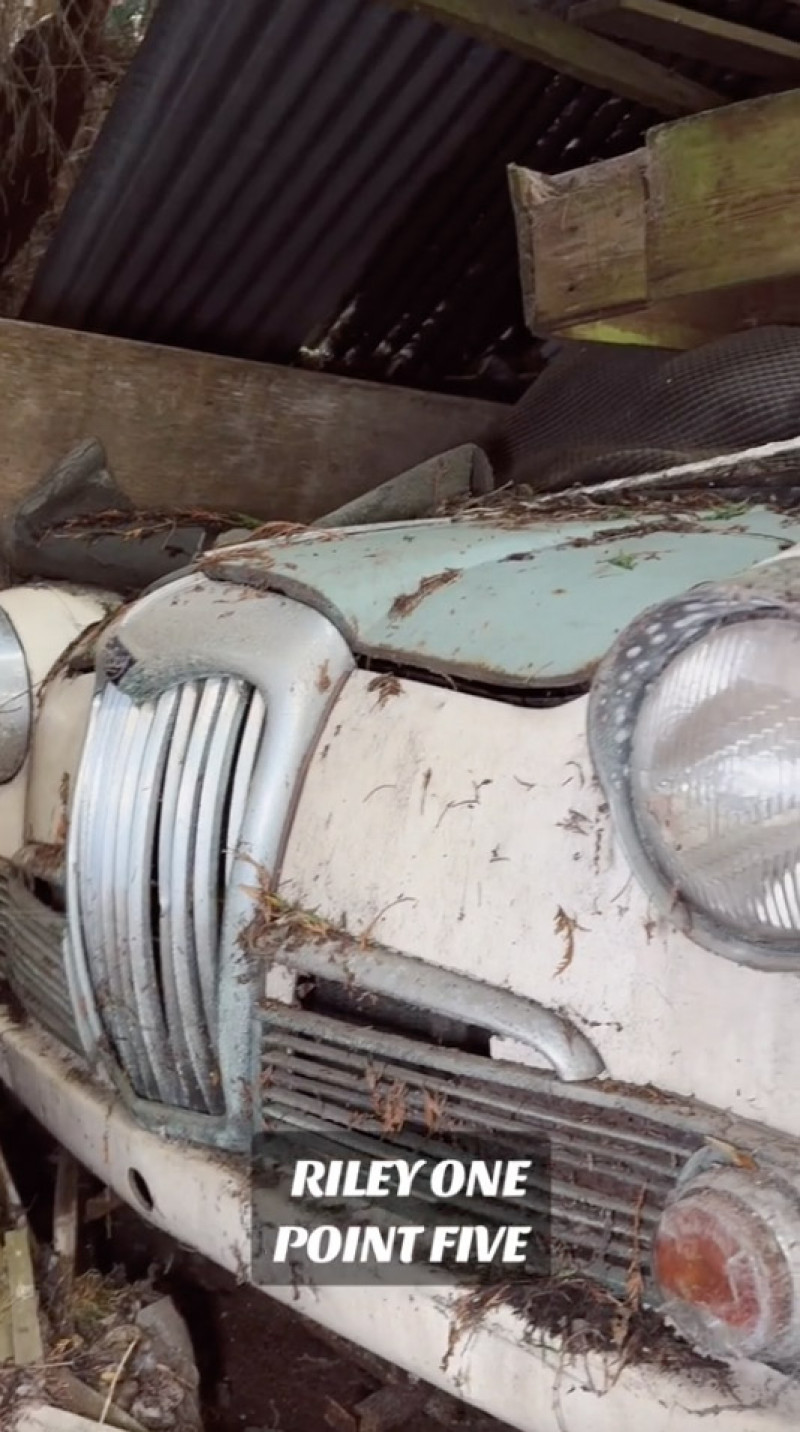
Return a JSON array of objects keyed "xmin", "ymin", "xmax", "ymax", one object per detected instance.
[{"xmin": 198, "ymin": 508, "xmax": 800, "ymax": 691}]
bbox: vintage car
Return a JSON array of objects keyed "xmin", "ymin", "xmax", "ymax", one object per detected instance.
[{"xmin": 2, "ymin": 434, "xmax": 800, "ymax": 1430}]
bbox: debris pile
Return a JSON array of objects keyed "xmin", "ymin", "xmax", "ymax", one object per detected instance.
[{"xmin": 0, "ymin": 1144, "xmax": 201, "ymax": 1432}]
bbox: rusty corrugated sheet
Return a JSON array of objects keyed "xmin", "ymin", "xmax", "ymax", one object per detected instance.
[{"xmin": 24, "ymin": 0, "xmax": 757, "ymax": 393}]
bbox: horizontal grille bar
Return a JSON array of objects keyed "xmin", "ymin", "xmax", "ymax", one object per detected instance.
[
  {"xmin": 1, "ymin": 869, "xmax": 81, "ymax": 1055},
  {"xmin": 261, "ymin": 1004, "xmax": 704, "ymax": 1286}
]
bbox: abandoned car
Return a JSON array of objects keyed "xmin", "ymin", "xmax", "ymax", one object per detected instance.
[{"xmin": 2, "ymin": 424, "xmax": 800, "ymax": 1431}]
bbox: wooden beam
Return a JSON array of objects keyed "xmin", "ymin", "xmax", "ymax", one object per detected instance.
[
  {"xmin": 0, "ymin": 1247, "xmax": 13, "ymax": 1366},
  {"xmin": 509, "ymin": 158, "xmax": 727, "ymax": 346},
  {"xmin": 0, "ymin": 320, "xmax": 501, "ymax": 522},
  {"xmin": 509, "ymin": 154, "xmax": 648, "ymax": 330},
  {"xmin": 647, "ymin": 88, "xmax": 800, "ymax": 299},
  {"xmin": 571, "ymin": 0, "xmax": 800, "ymax": 79},
  {"xmin": 509, "ymin": 89, "xmax": 800, "ymax": 347},
  {"xmin": 379, "ymin": 0, "xmax": 724, "ymax": 114}
]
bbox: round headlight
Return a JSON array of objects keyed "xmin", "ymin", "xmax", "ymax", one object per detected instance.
[
  {"xmin": 0, "ymin": 607, "xmax": 32, "ymax": 783},
  {"xmin": 630, "ymin": 617, "xmax": 800, "ymax": 946}
]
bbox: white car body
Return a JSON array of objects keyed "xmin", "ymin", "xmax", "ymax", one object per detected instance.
[{"xmin": 3, "ymin": 487, "xmax": 800, "ymax": 1431}]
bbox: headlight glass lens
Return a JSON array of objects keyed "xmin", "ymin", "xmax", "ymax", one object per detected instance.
[
  {"xmin": 630, "ymin": 617, "xmax": 800, "ymax": 943},
  {"xmin": 0, "ymin": 608, "xmax": 31, "ymax": 784}
]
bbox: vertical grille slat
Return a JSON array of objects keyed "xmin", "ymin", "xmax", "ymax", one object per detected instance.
[
  {"xmin": 127, "ymin": 689, "xmax": 181, "ymax": 1104},
  {"xmin": 169, "ymin": 680, "xmax": 226, "ymax": 1110},
  {"xmin": 69, "ymin": 675, "xmax": 266, "ymax": 1114},
  {"xmin": 98, "ymin": 689, "xmax": 151, "ymax": 1096},
  {"xmin": 158, "ymin": 682, "xmax": 208, "ymax": 1106},
  {"xmin": 193, "ymin": 679, "xmax": 251, "ymax": 1048},
  {"xmin": 115, "ymin": 696, "xmax": 171, "ymax": 1103},
  {"xmin": 225, "ymin": 690, "xmax": 267, "ymax": 883}
]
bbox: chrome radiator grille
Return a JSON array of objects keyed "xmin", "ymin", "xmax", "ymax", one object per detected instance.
[
  {"xmin": 261, "ymin": 1006, "xmax": 704, "ymax": 1287},
  {"xmin": 69, "ymin": 677, "xmax": 266, "ymax": 1113}
]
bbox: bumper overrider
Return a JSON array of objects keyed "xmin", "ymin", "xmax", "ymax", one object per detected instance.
[{"xmin": 2, "ymin": 558, "xmax": 800, "ymax": 1429}]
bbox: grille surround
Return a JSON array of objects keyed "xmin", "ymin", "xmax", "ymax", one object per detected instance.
[{"xmin": 61, "ymin": 575, "xmax": 357, "ymax": 1148}]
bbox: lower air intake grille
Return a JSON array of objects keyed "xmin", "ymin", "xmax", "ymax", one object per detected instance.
[
  {"xmin": 261, "ymin": 1006, "xmax": 704, "ymax": 1289},
  {"xmin": 69, "ymin": 676, "xmax": 266, "ymax": 1113},
  {"xmin": 0, "ymin": 863, "xmax": 10, "ymax": 970},
  {"xmin": 0, "ymin": 866, "xmax": 81, "ymax": 1054}
]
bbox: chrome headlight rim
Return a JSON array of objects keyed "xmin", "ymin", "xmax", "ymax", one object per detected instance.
[
  {"xmin": 589, "ymin": 586, "xmax": 800, "ymax": 972},
  {"xmin": 0, "ymin": 606, "xmax": 32, "ymax": 785}
]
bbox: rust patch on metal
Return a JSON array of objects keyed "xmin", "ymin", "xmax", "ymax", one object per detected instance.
[{"xmin": 388, "ymin": 568, "xmax": 460, "ymax": 620}]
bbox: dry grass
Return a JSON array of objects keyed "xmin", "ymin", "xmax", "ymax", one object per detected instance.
[
  {"xmin": 0, "ymin": 1260, "xmax": 147, "ymax": 1418},
  {"xmin": 0, "ymin": 1253, "xmax": 203, "ymax": 1430},
  {"xmin": 443, "ymin": 1267, "xmax": 729, "ymax": 1396},
  {"xmin": 437, "ymin": 479, "xmax": 800, "ymax": 527},
  {"xmin": 0, "ymin": 1, "xmax": 153, "ymax": 317}
]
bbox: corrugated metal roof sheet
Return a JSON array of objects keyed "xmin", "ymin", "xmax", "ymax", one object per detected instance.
[{"xmin": 24, "ymin": 0, "xmax": 762, "ymax": 394}]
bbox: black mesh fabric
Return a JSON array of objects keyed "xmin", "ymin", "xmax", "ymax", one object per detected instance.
[{"xmin": 481, "ymin": 326, "xmax": 800, "ymax": 492}]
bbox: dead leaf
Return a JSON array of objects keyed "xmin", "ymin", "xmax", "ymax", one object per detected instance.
[
  {"xmin": 553, "ymin": 906, "xmax": 585, "ymax": 976},
  {"xmin": 388, "ymin": 569, "xmax": 460, "ymax": 619},
  {"xmin": 367, "ymin": 673, "xmax": 403, "ymax": 708},
  {"xmin": 705, "ymin": 1137, "xmax": 758, "ymax": 1172}
]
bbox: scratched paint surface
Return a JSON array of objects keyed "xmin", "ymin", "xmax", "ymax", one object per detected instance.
[{"xmin": 213, "ymin": 508, "xmax": 800, "ymax": 686}]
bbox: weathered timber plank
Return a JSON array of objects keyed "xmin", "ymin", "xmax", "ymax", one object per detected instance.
[
  {"xmin": 509, "ymin": 157, "xmax": 726, "ymax": 345},
  {"xmin": 571, "ymin": 0, "xmax": 800, "ymax": 78},
  {"xmin": 6, "ymin": 1228, "xmax": 43, "ymax": 1366},
  {"xmin": 509, "ymin": 155, "xmax": 648, "ymax": 330},
  {"xmin": 52, "ymin": 1150, "xmax": 79, "ymax": 1283},
  {"xmin": 509, "ymin": 89, "xmax": 800, "ymax": 346},
  {"xmin": 379, "ymin": 0, "xmax": 724, "ymax": 114},
  {"xmin": 648, "ymin": 89, "xmax": 800, "ymax": 300},
  {"xmin": 0, "ymin": 1247, "xmax": 13, "ymax": 1366},
  {"xmin": 0, "ymin": 320, "xmax": 500, "ymax": 521},
  {"xmin": 15, "ymin": 1409, "xmax": 129, "ymax": 1432}
]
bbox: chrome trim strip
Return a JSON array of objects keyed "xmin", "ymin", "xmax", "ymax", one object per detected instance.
[
  {"xmin": 127, "ymin": 687, "xmax": 180, "ymax": 1104},
  {"xmin": 157, "ymin": 682, "xmax": 210, "ymax": 1107},
  {"xmin": 224, "ymin": 690, "xmax": 266, "ymax": 886},
  {"xmin": 193, "ymin": 678, "xmax": 249, "ymax": 1047},
  {"xmin": 65, "ymin": 692, "xmax": 107, "ymax": 1058},
  {"xmin": 113, "ymin": 694, "xmax": 160, "ymax": 1098},
  {"xmin": 266, "ymin": 936, "xmax": 604, "ymax": 1083}
]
